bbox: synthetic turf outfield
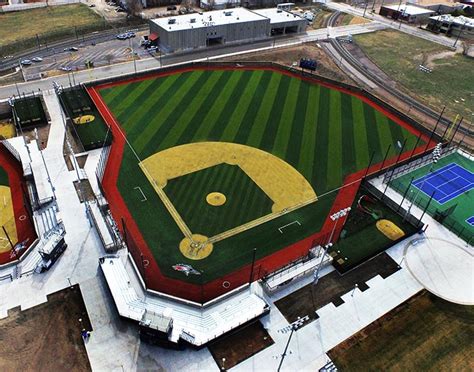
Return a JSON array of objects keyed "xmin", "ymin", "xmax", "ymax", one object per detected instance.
[
  {"xmin": 0, "ymin": 166, "xmax": 8, "ymax": 186},
  {"xmin": 99, "ymin": 69, "xmax": 423, "ymax": 283}
]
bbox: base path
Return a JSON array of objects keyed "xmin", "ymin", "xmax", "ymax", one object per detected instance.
[{"xmin": 404, "ymin": 237, "xmax": 474, "ymax": 305}]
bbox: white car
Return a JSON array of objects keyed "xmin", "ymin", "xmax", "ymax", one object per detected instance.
[{"xmin": 32, "ymin": 57, "xmax": 43, "ymax": 62}]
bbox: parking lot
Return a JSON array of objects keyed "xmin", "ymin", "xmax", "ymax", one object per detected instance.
[{"xmin": 20, "ymin": 32, "xmax": 149, "ymax": 80}]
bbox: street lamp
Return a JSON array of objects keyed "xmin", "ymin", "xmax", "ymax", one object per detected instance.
[
  {"xmin": 313, "ymin": 207, "xmax": 351, "ymax": 286},
  {"xmin": 404, "ymin": 143, "xmax": 442, "ymax": 219},
  {"xmin": 277, "ymin": 316, "xmax": 309, "ymax": 372}
]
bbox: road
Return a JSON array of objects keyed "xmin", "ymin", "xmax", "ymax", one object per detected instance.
[
  {"xmin": 0, "ymin": 21, "xmax": 386, "ymax": 99},
  {"xmin": 326, "ymin": 2, "xmax": 460, "ymax": 49}
]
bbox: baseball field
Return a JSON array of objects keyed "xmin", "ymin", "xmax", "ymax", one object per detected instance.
[
  {"xmin": 89, "ymin": 66, "xmax": 429, "ymax": 301},
  {"xmin": 0, "ymin": 144, "xmax": 37, "ymax": 265}
]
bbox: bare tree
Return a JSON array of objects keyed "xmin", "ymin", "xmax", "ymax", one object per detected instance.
[
  {"xmin": 180, "ymin": 0, "xmax": 194, "ymax": 12},
  {"xmin": 126, "ymin": 0, "xmax": 143, "ymax": 17}
]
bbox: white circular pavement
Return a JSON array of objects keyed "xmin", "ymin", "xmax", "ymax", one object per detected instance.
[{"xmin": 404, "ymin": 237, "xmax": 474, "ymax": 305}]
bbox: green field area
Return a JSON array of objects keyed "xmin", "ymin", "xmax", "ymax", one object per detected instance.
[
  {"xmin": 0, "ymin": 166, "xmax": 9, "ymax": 186},
  {"xmin": 328, "ymin": 290, "xmax": 474, "ymax": 371},
  {"xmin": 60, "ymin": 88, "xmax": 111, "ymax": 150},
  {"xmin": 330, "ymin": 183, "xmax": 419, "ymax": 273},
  {"xmin": 390, "ymin": 151, "xmax": 474, "ymax": 242},
  {"xmin": 166, "ymin": 164, "xmax": 273, "ymax": 237},
  {"xmin": 354, "ymin": 30, "xmax": 473, "ymax": 124},
  {"xmin": 14, "ymin": 97, "xmax": 47, "ymax": 128},
  {"xmin": 99, "ymin": 69, "xmax": 423, "ymax": 282},
  {"xmin": 0, "ymin": 4, "xmax": 108, "ymax": 56}
]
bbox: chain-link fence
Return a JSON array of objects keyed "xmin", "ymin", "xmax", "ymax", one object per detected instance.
[{"xmin": 390, "ymin": 178, "xmax": 473, "ymax": 244}]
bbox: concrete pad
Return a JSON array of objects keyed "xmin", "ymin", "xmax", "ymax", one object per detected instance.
[{"xmin": 405, "ymin": 237, "xmax": 474, "ymax": 305}]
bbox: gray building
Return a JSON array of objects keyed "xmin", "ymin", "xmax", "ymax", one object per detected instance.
[{"xmin": 149, "ymin": 7, "xmax": 306, "ymax": 52}]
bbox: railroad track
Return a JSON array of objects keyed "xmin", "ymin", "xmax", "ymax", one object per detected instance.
[{"xmin": 325, "ymin": 19, "xmax": 473, "ymax": 138}]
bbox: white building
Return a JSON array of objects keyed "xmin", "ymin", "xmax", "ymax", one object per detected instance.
[{"xmin": 149, "ymin": 7, "xmax": 307, "ymax": 52}]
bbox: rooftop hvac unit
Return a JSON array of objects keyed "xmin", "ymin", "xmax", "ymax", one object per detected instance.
[
  {"xmin": 168, "ymin": 19, "xmax": 176, "ymax": 24},
  {"xmin": 224, "ymin": 11, "xmax": 233, "ymax": 16},
  {"xmin": 190, "ymin": 18, "xmax": 196, "ymax": 23}
]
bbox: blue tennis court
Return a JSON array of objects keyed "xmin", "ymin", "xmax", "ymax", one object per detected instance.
[
  {"xmin": 412, "ymin": 163, "xmax": 474, "ymax": 204},
  {"xmin": 466, "ymin": 216, "xmax": 474, "ymax": 227}
]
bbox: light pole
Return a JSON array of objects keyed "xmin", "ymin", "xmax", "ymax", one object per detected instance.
[
  {"xmin": 129, "ymin": 37, "xmax": 137, "ymax": 74},
  {"xmin": 277, "ymin": 316, "xmax": 309, "ymax": 372},
  {"xmin": 404, "ymin": 143, "xmax": 442, "ymax": 220},
  {"xmin": 313, "ymin": 207, "xmax": 351, "ymax": 286},
  {"xmin": 8, "ymin": 98, "xmax": 32, "ymax": 162},
  {"xmin": 453, "ymin": 19, "xmax": 468, "ymax": 48}
]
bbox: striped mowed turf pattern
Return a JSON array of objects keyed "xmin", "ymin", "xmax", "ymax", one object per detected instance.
[
  {"xmin": 165, "ymin": 164, "xmax": 273, "ymax": 237},
  {"xmin": 0, "ymin": 166, "xmax": 9, "ymax": 186},
  {"xmin": 99, "ymin": 69, "xmax": 422, "ymax": 282}
]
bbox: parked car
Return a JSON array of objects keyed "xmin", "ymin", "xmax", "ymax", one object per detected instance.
[
  {"xmin": 20, "ymin": 59, "xmax": 32, "ymax": 66},
  {"xmin": 32, "ymin": 57, "xmax": 43, "ymax": 62}
]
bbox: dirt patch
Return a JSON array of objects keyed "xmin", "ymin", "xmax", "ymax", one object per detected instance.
[
  {"xmin": 221, "ymin": 43, "xmax": 353, "ymax": 85},
  {"xmin": 328, "ymin": 290, "xmax": 474, "ymax": 371},
  {"xmin": 22, "ymin": 124, "xmax": 51, "ymax": 150},
  {"xmin": 0, "ymin": 284, "xmax": 92, "ymax": 372},
  {"xmin": 76, "ymin": 154, "xmax": 89, "ymax": 169},
  {"xmin": 275, "ymin": 252, "xmax": 400, "ymax": 326},
  {"xmin": 73, "ymin": 179, "xmax": 95, "ymax": 203},
  {"xmin": 208, "ymin": 321, "xmax": 274, "ymax": 370},
  {"xmin": 424, "ymin": 50, "xmax": 458, "ymax": 69}
]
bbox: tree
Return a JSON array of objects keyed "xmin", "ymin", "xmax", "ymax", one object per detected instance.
[
  {"xmin": 126, "ymin": 0, "xmax": 143, "ymax": 17},
  {"xmin": 180, "ymin": 0, "xmax": 194, "ymax": 12}
]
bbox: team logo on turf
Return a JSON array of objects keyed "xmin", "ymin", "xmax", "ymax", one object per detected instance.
[{"xmin": 172, "ymin": 263, "xmax": 201, "ymax": 276}]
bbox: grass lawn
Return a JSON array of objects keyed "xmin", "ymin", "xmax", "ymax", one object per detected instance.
[
  {"xmin": 166, "ymin": 164, "xmax": 273, "ymax": 237},
  {"xmin": 99, "ymin": 69, "xmax": 423, "ymax": 283},
  {"xmin": 338, "ymin": 13, "xmax": 370, "ymax": 26},
  {"xmin": 0, "ymin": 4, "xmax": 108, "ymax": 56},
  {"xmin": 390, "ymin": 151, "xmax": 474, "ymax": 242},
  {"xmin": 354, "ymin": 30, "xmax": 474, "ymax": 123},
  {"xmin": 328, "ymin": 290, "xmax": 474, "ymax": 371}
]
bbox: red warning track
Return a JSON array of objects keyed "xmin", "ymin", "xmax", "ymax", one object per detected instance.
[
  {"xmin": 0, "ymin": 144, "xmax": 37, "ymax": 265},
  {"xmin": 88, "ymin": 64, "xmax": 436, "ymax": 303}
]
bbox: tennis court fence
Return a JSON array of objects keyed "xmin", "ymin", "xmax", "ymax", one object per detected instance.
[
  {"xmin": 390, "ymin": 178, "xmax": 472, "ymax": 244},
  {"xmin": 383, "ymin": 145, "xmax": 457, "ymax": 184}
]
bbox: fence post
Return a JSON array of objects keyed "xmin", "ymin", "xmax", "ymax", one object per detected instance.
[
  {"xmin": 398, "ymin": 177, "xmax": 414, "ymax": 212},
  {"xmin": 418, "ymin": 191, "xmax": 435, "ymax": 227}
]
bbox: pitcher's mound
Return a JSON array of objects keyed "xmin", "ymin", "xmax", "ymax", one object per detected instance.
[{"xmin": 206, "ymin": 192, "xmax": 226, "ymax": 207}]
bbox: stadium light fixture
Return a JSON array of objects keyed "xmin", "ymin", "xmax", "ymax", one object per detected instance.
[
  {"xmin": 276, "ymin": 315, "xmax": 309, "ymax": 372},
  {"xmin": 313, "ymin": 206, "xmax": 352, "ymax": 286}
]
